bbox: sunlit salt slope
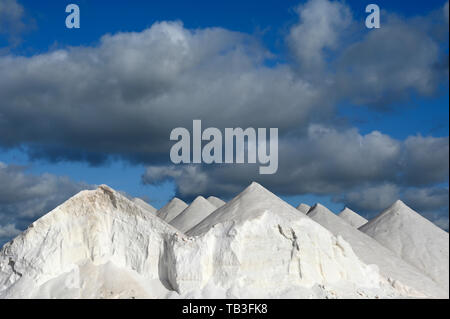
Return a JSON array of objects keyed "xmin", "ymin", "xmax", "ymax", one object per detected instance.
[
  {"xmin": 307, "ymin": 204, "xmax": 447, "ymax": 298},
  {"xmin": 360, "ymin": 200, "xmax": 449, "ymax": 292},
  {"xmin": 0, "ymin": 183, "xmax": 447, "ymax": 299}
]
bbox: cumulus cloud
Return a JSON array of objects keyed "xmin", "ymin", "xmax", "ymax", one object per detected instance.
[
  {"xmin": 0, "ymin": 0, "xmax": 29, "ymax": 46},
  {"xmin": 335, "ymin": 14, "xmax": 447, "ymax": 108},
  {"xmin": 287, "ymin": 0, "xmax": 352, "ymax": 74},
  {"xmin": 143, "ymin": 125, "xmax": 449, "ymax": 197},
  {"xmin": 0, "ymin": 0, "xmax": 448, "ymax": 164},
  {"xmin": 0, "ymin": 21, "xmax": 328, "ymax": 163},
  {"xmin": 0, "ymin": 162, "xmax": 91, "ymax": 244}
]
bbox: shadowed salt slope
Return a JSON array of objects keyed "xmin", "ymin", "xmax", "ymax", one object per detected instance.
[
  {"xmin": 156, "ymin": 198, "xmax": 188, "ymax": 223},
  {"xmin": 132, "ymin": 198, "xmax": 157, "ymax": 214},
  {"xmin": 297, "ymin": 203, "xmax": 311, "ymax": 214},
  {"xmin": 169, "ymin": 196, "xmax": 217, "ymax": 233},
  {"xmin": 338, "ymin": 208, "xmax": 368, "ymax": 228},
  {"xmin": 0, "ymin": 185, "xmax": 184, "ymax": 298},
  {"xmin": 207, "ymin": 196, "xmax": 226, "ymax": 208},
  {"xmin": 360, "ymin": 200, "xmax": 449, "ymax": 292},
  {"xmin": 307, "ymin": 204, "xmax": 448, "ymax": 298}
]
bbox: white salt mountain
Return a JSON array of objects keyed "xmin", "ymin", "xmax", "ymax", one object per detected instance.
[
  {"xmin": 207, "ymin": 196, "xmax": 226, "ymax": 208},
  {"xmin": 169, "ymin": 196, "xmax": 217, "ymax": 233},
  {"xmin": 182, "ymin": 183, "xmax": 399, "ymax": 298},
  {"xmin": 338, "ymin": 207, "xmax": 368, "ymax": 228},
  {"xmin": 307, "ymin": 204, "xmax": 448, "ymax": 298},
  {"xmin": 0, "ymin": 183, "xmax": 446, "ymax": 299},
  {"xmin": 360, "ymin": 200, "xmax": 449, "ymax": 292},
  {"xmin": 156, "ymin": 198, "xmax": 188, "ymax": 223},
  {"xmin": 0, "ymin": 185, "xmax": 184, "ymax": 298},
  {"xmin": 296, "ymin": 203, "xmax": 311, "ymax": 214},
  {"xmin": 132, "ymin": 198, "xmax": 157, "ymax": 214}
]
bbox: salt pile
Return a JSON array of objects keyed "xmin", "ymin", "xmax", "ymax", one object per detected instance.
[
  {"xmin": 338, "ymin": 207, "xmax": 367, "ymax": 228},
  {"xmin": 169, "ymin": 196, "xmax": 217, "ymax": 233},
  {"xmin": 182, "ymin": 183, "xmax": 394, "ymax": 298},
  {"xmin": 296, "ymin": 203, "xmax": 311, "ymax": 214},
  {"xmin": 0, "ymin": 183, "xmax": 448, "ymax": 299},
  {"xmin": 307, "ymin": 204, "xmax": 448, "ymax": 298},
  {"xmin": 132, "ymin": 198, "xmax": 157, "ymax": 214},
  {"xmin": 207, "ymin": 196, "xmax": 226, "ymax": 208},
  {"xmin": 0, "ymin": 185, "xmax": 183, "ymax": 298},
  {"xmin": 156, "ymin": 197, "xmax": 188, "ymax": 222},
  {"xmin": 360, "ymin": 200, "xmax": 449, "ymax": 291}
]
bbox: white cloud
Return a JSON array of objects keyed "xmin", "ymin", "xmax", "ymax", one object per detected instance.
[
  {"xmin": 0, "ymin": 0, "xmax": 27, "ymax": 45},
  {"xmin": 287, "ymin": 0, "xmax": 352, "ymax": 74}
]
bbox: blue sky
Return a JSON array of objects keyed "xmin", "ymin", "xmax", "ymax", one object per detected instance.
[{"xmin": 0, "ymin": 0, "xmax": 448, "ymax": 243}]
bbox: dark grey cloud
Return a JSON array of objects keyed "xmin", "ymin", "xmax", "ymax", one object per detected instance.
[
  {"xmin": 0, "ymin": 162, "xmax": 91, "ymax": 244},
  {"xmin": 0, "ymin": 21, "xmax": 330, "ymax": 164},
  {"xmin": 287, "ymin": 0, "xmax": 449, "ymax": 108},
  {"xmin": 142, "ymin": 126, "xmax": 449, "ymax": 196},
  {"xmin": 0, "ymin": 0, "xmax": 448, "ymax": 165},
  {"xmin": 334, "ymin": 13, "xmax": 448, "ymax": 108}
]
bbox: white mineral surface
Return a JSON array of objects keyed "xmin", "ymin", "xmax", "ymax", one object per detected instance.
[{"xmin": 0, "ymin": 183, "xmax": 447, "ymax": 299}]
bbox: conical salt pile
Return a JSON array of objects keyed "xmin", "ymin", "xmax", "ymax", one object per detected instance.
[{"xmin": 360, "ymin": 200, "xmax": 449, "ymax": 291}]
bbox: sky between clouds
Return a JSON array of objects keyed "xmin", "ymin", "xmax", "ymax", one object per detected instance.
[{"xmin": 0, "ymin": 0, "xmax": 448, "ymax": 243}]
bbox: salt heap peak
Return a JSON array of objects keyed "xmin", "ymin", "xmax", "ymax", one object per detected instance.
[
  {"xmin": 188, "ymin": 182, "xmax": 305, "ymax": 236},
  {"xmin": 338, "ymin": 207, "xmax": 368, "ymax": 228},
  {"xmin": 296, "ymin": 203, "xmax": 311, "ymax": 214},
  {"xmin": 132, "ymin": 198, "xmax": 157, "ymax": 214},
  {"xmin": 172, "ymin": 182, "xmax": 392, "ymax": 297},
  {"xmin": 169, "ymin": 196, "xmax": 217, "ymax": 233},
  {"xmin": 156, "ymin": 197, "xmax": 188, "ymax": 222},
  {"xmin": 0, "ymin": 185, "xmax": 183, "ymax": 298},
  {"xmin": 307, "ymin": 203, "xmax": 447, "ymax": 298},
  {"xmin": 207, "ymin": 196, "xmax": 226, "ymax": 208},
  {"xmin": 360, "ymin": 200, "xmax": 449, "ymax": 291}
]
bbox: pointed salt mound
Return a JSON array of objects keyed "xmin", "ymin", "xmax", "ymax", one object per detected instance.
[
  {"xmin": 297, "ymin": 203, "xmax": 311, "ymax": 214},
  {"xmin": 170, "ymin": 196, "xmax": 217, "ymax": 233},
  {"xmin": 0, "ymin": 185, "xmax": 184, "ymax": 298},
  {"xmin": 360, "ymin": 200, "xmax": 449, "ymax": 291},
  {"xmin": 188, "ymin": 183, "xmax": 307, "ymax": 236},
  {"xmin": 168, "ymin": 183, "xmax": 404, "ymax": 298},
  {"xmin": 207, "ymin": 196, "xmax": 226, "ymax": 208},
  {"xmin": 156, "ymin": 197, "xmax": 188, "ymax": 223},
  {"xmin": 307, "ymin": 204, "xmax": 447, "ymax": 298},
  {"xmin": 338, "ymin": 207, "xmax": 368, "ymax": 228},
  {"xmin": 132, "ymin": 198, "xmax": 157, "ymax": 214}
]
